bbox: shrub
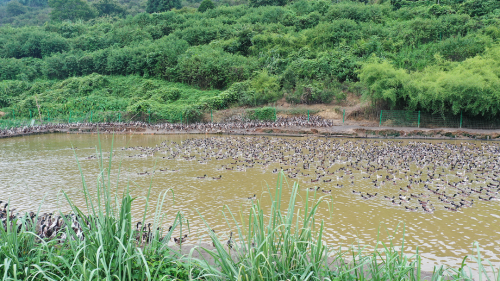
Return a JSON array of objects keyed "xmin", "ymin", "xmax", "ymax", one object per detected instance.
[
  {"xmin": 150, "ymin": 88, "xmax": 181, "ymax": 102},
  {"xmin": 285, "ymin": 80, "xmax": 344, "ymax": 105},
  {"xmin": 198, "ymin": 0, "xmax": 215, "ymax": 13},
  {"xmin": 6, "ymin": 0, "xmax": 27, "ymax": 16},
  {"xmin": 48, "ymin": 0, "xmax": 97, "ymax": 21},
  {"xmin": 249, "ymin": 0, "xmax": 287, "ymax": 8},
  {"xmin": 176, "ymin": 46, "xmax": 256, "ymax": 89},
  {"xmin": 246, "ymin": 106, "xmax": 275, "ymax": 120}
]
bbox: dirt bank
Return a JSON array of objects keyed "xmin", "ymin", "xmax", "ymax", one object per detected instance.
[{"xmin": 2, "ymin": 124, "xmax": 500, "ymax": 141}]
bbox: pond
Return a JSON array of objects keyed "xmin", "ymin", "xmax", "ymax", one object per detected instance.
[{"xmin": 0, "ymin": 133, "xmax": 499, "ymax": 272}]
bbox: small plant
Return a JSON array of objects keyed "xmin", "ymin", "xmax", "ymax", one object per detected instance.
[{"xmin": 246, "ymin": 106, "xmax": 276, "ymax": 121}]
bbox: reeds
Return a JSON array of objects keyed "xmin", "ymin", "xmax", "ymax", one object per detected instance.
[
  {"xmin": 0, "ymin": 137, "xmax": 499, "ymax": 280},
  {"xmin": 0, "ymin": 135, "xmax": 188, "ymax": 280}
]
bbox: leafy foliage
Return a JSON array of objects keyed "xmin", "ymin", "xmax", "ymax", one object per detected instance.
[
  {"xmin": 246, "ymin": 106, "xmax": 275, "ymax": 120},
  {"xmin": 1, "ymin": 0, "xmax": 500, "ymax": 117},
  {"xmin": 48, "ymin": 0, "xmax": 97, "ymax": 21},
  {"xmin": 361, "ymin": 46, "xmax": 500, "ymax": 116},
  {"xmin": 249, "ymin": 0, "xmax": 286, "ymax": 8},
  {"xmin": 146, "ymin": 0, "xmax": 180, "ymax": 13},
  {"xmin": 197, "ymin": 0, "xmax": 214, "ymax": 13},
  {"xmin": 92, "ymin": 0, "xmax": 126, "ymax": 17},
  {"xmin": 6, "ymin": 0, "xmax": 27, "ymax": 16}
]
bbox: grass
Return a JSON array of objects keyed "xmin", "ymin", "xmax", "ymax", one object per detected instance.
[
  {"xmin": 0, "ymin": 135, "xmax": 499, "ymax": 280},
  {"xmin": 277, "ymin": 108, "xmax": 321, "ymax": 116}
]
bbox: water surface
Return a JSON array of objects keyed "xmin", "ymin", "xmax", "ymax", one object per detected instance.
[{"xmin": 0, "ymin": 133, "xmax": 499, "ymax": 272}]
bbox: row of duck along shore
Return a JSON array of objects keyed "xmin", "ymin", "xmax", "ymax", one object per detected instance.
[{"xmin": 1, "ymin": 116, "xmax": 500, "ymax": 140}]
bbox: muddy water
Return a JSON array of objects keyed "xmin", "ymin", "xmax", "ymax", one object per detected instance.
[{"xmin": 0, "ymin": 134, "xmax": 499, "ymax": 272}]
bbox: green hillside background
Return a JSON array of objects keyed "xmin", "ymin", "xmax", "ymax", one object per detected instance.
[{"xmin": 1, "ymin": 0, "xmax": 500, "ymax": 122}]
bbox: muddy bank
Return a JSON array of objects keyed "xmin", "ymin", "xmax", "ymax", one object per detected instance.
[{"xmin": 2, "ymin": 123, "xmax": 500, "ymax": 141}]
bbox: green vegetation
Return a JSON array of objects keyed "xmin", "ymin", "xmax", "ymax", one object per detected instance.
[
  {"xmin": 197, "ymin": 0, "xmax": 214, "ymax": 13},
  {"xmin": 2, "ymin": 0, "xmax": 500, "ymax": 123},
  {"xmin": 1, "ymin": 144, "xmax": 498, "ymax": 280},
  {"xmin": 48, "ymin": 0, "xmax": 96, "ymax": 21},
  {"xmin": 146, "ymin": 0, "xmax": 180, "ymax": 13},
  {"xmin": 361, "ymin": 49, "xmax": 500, "ymax": 117},
  {"xmin": 0, "ymin": 140, "xmax": 196, "ymax": 280},
  {"xmin": 0, "ymin": 74, "xmax": 224, "ymax": 123},
  {"xmin": 246, "ymin": 106, "xmax": 276, "ymax": 120}
]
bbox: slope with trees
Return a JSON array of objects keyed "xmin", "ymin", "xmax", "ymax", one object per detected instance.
[{"xmin": 1, "ymin": 0, "xmax": 500, "ymax": 122}]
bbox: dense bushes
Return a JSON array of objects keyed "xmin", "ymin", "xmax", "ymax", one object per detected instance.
[
  {"xmin": 360, "ymin": 45, "xmax": 500, "ymax": 117},
  {"xmin": 176, "ymin": 46, "xmax": 256, "ymax": 89},
  {"xmin": 246, "ymin": 106, "xmax": 275, "ymax": 120},
  {"xmin": 1, "ymin": 0, "xmax": 500, "ymax": 118},
  {"xmin": 0, "ymin": 74, "xmax": 224, "ymax": 122},
  {"xmin": 0, "ymin": 28, "xmax": 69, "ymax": 59},
  {"xmin": 198, "ymin": 0, "xmax": 214, "ymax": 12}
]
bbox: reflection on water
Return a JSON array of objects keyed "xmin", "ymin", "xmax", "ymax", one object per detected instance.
[{"xmin": 0, "ymin": 133, "xmax": 499, "ymax": 272}]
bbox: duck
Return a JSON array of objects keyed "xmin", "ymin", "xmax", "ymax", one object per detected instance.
[
  {"xmin": 174, "ymin": 234, "xmax": 188, "ymax": 245},
  {"xmin": 210, "ymin": 229, "xmax": 217, "ymax": 247},
  {"xmin": 197, "ymin": 174, "xmax": 207, "ymax": 179},
  {"xmin": 227, "ymin": 232, "xmax": 233, "ymax": 249},
  {"xmin": 248, "ymin": 194, "xmax": 256, "ymax": 200},
  {"xmin": 322, "ymin": 190, "xmax": 331, "ymax": 194},
  {"xmin": 212, "ymin": 175, "xmax": 222, "ymax": 180},
  {"xmin": 391, "ymin": 200, "xmax": 401, "ymax": 206},
  {"xmin": 405, "ymin": 206, "xmax": 418, "ymax": 212},
  {"xmin": 444, "ymin": 206, "xmax": 458, "ymax": 212}
]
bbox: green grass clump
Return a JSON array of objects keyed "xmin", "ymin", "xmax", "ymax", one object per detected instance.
[
  {"xmin": 186, "ymin": 172, "xmax": 499, "ymax": 281},
  {"xmin": 0, "ymin": 136, "xmax": 196, "ymax": 280}
]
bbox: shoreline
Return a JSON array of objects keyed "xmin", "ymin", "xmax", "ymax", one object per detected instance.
[{"xmin": 1, "ymin": 123, "xmax": 500, "ymax": 141}]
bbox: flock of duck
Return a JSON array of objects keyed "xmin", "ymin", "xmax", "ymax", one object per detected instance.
[
  {"xmin": 0, "ymin": 201, "xmax": 193, "ymax": 246},
  {"xmin": 120, "ymin": 137, "xmax": 500, "ymax": 214},
  {"xmin": 2, "ymin": 134, "xmax": 500, "ymax": 250},
  {"xmin": 0, "ymin": 202, "xmax": 82, "ymax": 242},
  {"xmin": 0, "ymin": 116, "xmax": 333, "ymax": 137}
]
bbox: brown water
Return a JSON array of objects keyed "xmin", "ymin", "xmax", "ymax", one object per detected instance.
[{"xmin": 0, "ymin": 133, "xmax": 499, "ymax": 272}]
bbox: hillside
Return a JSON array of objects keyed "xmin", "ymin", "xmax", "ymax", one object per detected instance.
[{"xmin": 1, "ymin": 0, "xmax": 500, "ymax": 122}]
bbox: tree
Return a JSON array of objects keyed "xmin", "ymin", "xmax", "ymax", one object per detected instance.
[
  {"xmin": 198, "ymin": 0, "xmax": 214, "ymax": 13},
  {"xmin": 390, "ymin": 0, "xmax": 407, "ymax": 11},
  {"xmin": 146, "ymin": 0, "xmax": 180, "ymax": 13},
  {"xmin": 18, "ymin": 0, "xmax": 48, "ymax": 7},
  {"xmin": 92, "ymin": 0, "xmax": 126, "ymax": 17},
  {"xmin": 460, "ymin": 0, "xmax": 500, "ymax": 17},
  {"xmin": 48, "ymin": 0, "xmax": 97, "ymax": 21},
  {"xmin": 249, "ymin": 0, "xmax": 286, "ymax": 7},
  {"xmin": 6, "ymin": 0, "xmax": 27, "ymax": 16}
]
